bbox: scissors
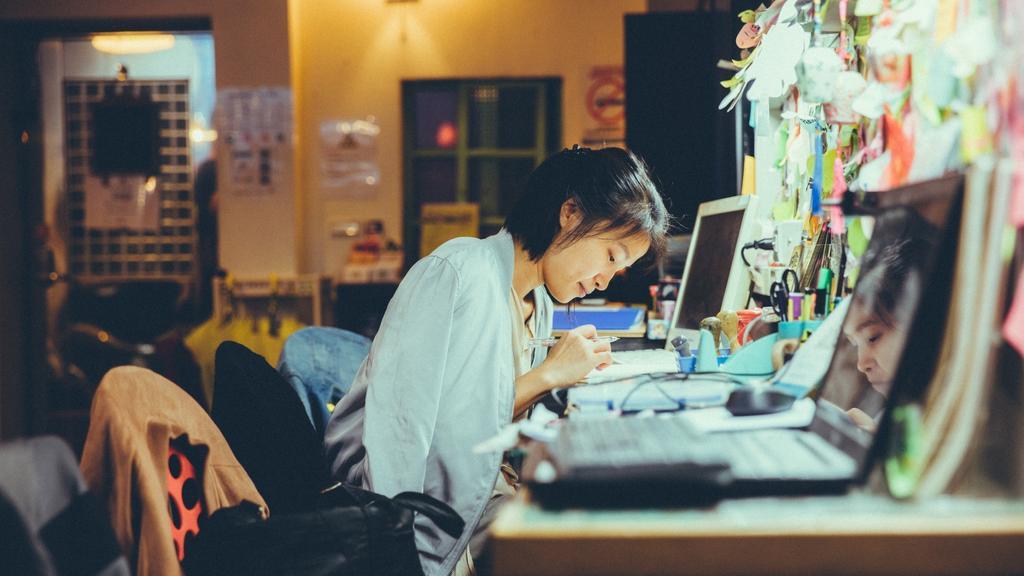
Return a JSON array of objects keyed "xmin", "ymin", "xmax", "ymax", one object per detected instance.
[{"xmin": 769, "ymin": 268, "xmax": 798, "ymax": 321}]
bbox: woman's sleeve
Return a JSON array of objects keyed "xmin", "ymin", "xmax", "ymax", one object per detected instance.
[
  {"xmin": 361, "ymin": 255, "xmax": 461, "ymax": 496},
  {"xmin": 531, "ymin": 287, "xmax": 554, "ymax": 366}
]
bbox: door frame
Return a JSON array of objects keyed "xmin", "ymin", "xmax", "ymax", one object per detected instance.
[{"xmin": 0, "ymin": 17, "xmax": 210, "ymax": 439}]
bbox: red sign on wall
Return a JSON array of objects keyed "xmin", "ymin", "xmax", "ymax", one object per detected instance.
[
  {"xmin": 585, "ymin": 66, "xmax": 626, "ymax": 126},
  {"xmin": 582, "ymin": 66, "xmax": 625, "ymax": 147}
]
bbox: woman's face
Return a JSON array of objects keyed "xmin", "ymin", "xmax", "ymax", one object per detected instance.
[
  {"xmin": 842, "ymin": 299, "xmax": 905, "ymax": 396},
  {"xmin": 540, "ymin": 202, "xmax": 651, "ymax": 304}
]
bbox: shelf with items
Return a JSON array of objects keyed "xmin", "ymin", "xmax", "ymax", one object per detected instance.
[{"xmin": 212, "ymin": 274, "xmax": 333, "ymax": 328}]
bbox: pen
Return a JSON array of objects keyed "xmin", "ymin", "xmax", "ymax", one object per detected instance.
[
  {"xmin": 815, "ymin": 268, "xmax": 833, "ymax": 318},
  {"xmin": 788, "ymin": 293, "xmax": 803, "ymax": 322},
  {"xmin": 527, "ymin": 336, "xmax": 619, "ymax": 348}
]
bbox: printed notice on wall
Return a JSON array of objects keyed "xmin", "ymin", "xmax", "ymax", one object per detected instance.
[
  {"xmin": 581, "ymin": 65, "xmax": 625, "ymax": 148},
  {"xmin": 215, "ymin": 87, "xmax": 293, "ymax": 196},
  {"xmin": 84, "ymin": 174, "xmax": 160, "ymax": 230},
  {"xmin": 320, "ymin": 117, "xmax": 381, "ymax": 199},
  {"xmin": 420, "ymin": 203, "xmax": 479, "ymax": 258}
]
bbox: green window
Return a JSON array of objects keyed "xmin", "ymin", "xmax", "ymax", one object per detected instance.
[{"xmin": 402, "ymin": 78, "xmax": 562, "ymax": 265}]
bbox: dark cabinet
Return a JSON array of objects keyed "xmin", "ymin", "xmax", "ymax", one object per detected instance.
[{"xmin": 625, "ymin": 10, "xmax": 743, "ymax": 232}]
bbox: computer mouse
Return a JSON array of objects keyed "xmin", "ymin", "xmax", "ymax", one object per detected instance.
[{"xmin": 724, "ymin": 387, "xmax": 796, "ymax": 416}]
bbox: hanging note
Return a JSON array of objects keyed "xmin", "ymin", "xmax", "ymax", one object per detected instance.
[
  {"xmin": 960, "ymin": 105, "xmax": 993, "ymax": 164},
  {"xmin": 741, "ymin": 155, "xmax": 757, "ymax": 196}
]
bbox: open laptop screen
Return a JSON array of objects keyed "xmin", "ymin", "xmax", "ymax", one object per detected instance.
[
  {"xmin": 811, "ymin": 175, "xmax": 963, "ymax": 466},
  {"xmin": 667, "ymin": 196, "xmax": 758, "ymax": 349},
  {"xmin": 676, "ymin": 209, "xmax": 745, "ymax": 330}
]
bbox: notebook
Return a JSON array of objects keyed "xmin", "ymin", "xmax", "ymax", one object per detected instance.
[{"xmin": 524, "ymin": 175, "xmax": 964, "ymax": 507}]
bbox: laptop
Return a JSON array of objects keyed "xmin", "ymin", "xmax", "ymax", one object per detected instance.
[{"xmin": 524, "ymin": 175, "xmax": 964, "ymax": 507}]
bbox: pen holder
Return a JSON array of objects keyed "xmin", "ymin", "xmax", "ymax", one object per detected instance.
[
  {"xmin": 678, "ymin": 350, "xmax": 730, "ymax": 373},
  {"xmin": 777, "ymin": 320, "xmax": 823, "ymax": 341},
  {"xmin": 678, "ymin": 355, "xmax": 696, "ymax": 373}
]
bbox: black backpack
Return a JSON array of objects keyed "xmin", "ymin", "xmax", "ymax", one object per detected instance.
[
  {"xmin": 183, "ymin": 482, "xmax": 462, "ymax": 576},
  {"xmin": 197, "ymin": 341, "xmax": 463, "ymax": 575}
]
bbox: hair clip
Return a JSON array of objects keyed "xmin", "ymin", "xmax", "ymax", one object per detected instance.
[{"xmin": 566, "ymin": 144, "xmax": 590, "ymax": 156}]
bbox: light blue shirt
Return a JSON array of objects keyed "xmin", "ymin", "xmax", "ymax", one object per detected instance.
[{"xmin": 324, "ymin": 230, "xmax": 551, "ymax": 576}]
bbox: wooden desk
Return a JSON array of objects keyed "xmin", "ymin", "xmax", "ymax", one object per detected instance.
[{"xmin": 489, "ymin": 491, "xmax": 1024, "ymax": 575}]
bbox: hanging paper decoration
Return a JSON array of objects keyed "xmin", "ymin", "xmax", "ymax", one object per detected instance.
[
  {"xmin": 716, "ymin": 0, "xmax": 1023, "ymax": 369},
  {"xmin": 811, "ymin": 130, "xmax": 823, "ymax": 216},
  {"xmin": 830, "ymin": 153, "xmax": 847, "ymax": 234}
]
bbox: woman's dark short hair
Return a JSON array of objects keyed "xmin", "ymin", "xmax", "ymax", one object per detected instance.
[
  {"xmin": 504, "ymin": 146, "xmax": 670, "ymax": 265},
  {"xmin": 853, "ymin": 208, "xmax": 939, "ymax": 326}
]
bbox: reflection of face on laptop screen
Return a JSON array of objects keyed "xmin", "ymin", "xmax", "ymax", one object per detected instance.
[
  {"xmin": 676, "ymin": 210, "xmax": 745, "ymax": 330},
  {"xmin": 818, "ymin": 206, "xmax": 943, "ymax": 434}
]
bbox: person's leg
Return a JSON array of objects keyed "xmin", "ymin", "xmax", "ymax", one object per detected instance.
[
  {"xmin": 462, "ymin": 463, "xmax": 517, "ymax": 576},
  {"xmin": 212, "ymin": 341, "xmax": 329, "ymax": 513}
]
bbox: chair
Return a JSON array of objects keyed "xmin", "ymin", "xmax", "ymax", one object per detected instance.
[
  {"xmin": 276, "ymin": 327, "xmax": 371, "ymax": 437},
  {"xmin": 80, "ymin": 366, "xmax": 266, "ymax": 576},
  {"xmin": 0, "ymin": 435, "xmax": 129, "ymax": 576}
]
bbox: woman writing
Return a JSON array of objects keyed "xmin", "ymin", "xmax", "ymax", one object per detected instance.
[{"xmin": 324, "ymin": 146, "xmax": 669, "ymax": 575}]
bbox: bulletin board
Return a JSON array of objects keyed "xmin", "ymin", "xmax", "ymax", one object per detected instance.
[{"xmin": 63, "ymin": 78, "xmax": 196, "ymax": 282}]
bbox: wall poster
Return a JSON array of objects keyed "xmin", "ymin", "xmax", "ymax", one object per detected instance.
[
  {"xmin": 216, "ymin": 87, "xmax": 293, "ymax": 196},
  {"xmin": 83, "ymin": 175, "xmax": 160, "ymax": 230},
  {"xmin": 319, "ymin": 117, "xmax": 381, "ymax": 199}
]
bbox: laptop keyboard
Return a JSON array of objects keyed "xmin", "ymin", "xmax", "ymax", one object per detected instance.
[
  {"xmin": 549, "ymin": 417, "xmax": 857, "ymax": 484},
  {"xmin": 553, "ymin": 416, "xmax": 730, "ymax": 481},
  {"xmin": 722, "ymin": 429, "xmax": 854, "ymax": 480}
]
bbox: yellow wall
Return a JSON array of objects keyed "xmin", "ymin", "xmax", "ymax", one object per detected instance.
[
  {"xmin": 0, "ymin": 0, "xmax": 299, "ymax": 277},
  {"xmin": 2, "ymin": 0, "xmax": 646, "ymax": 279},
  {"xmin": 291, "ymin": 0, "xmax": 646, "ymax": 277},
  {"xmin": 0, "ymin": 0, "xmax": 290, "ymax": 87}
]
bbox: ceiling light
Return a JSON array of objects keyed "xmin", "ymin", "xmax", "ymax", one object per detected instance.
[{"xmin": 91, "ymin": 33, "xmax": 176, "ymax": 55}]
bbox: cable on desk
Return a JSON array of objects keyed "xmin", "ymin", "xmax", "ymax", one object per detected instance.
[
  {"xmin": 619, "ymin": 379, "xmax": 687, "ymax": 413},
  {"xmin": 615, "ymin": 371, "xmax": 744, "ymax": 414}
]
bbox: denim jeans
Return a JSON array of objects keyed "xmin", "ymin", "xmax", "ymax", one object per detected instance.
[{"xmin": 277, "ymin": 327, "xmax": 371, "ymax": 438}]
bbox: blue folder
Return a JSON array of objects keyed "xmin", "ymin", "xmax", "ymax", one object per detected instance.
[{"xmin": 552, "ymin": 307, "xmax": 644, "ymax": 332}]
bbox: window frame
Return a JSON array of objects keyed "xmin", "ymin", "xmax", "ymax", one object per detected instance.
[{"xmin": 401, "ymin": 77, "xmax": 562, "ymax": 267}]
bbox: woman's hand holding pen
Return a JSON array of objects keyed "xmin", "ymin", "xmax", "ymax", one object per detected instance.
[
  {"xmin": 513, "ymin": 325, "xmax": 612, "ymax": 417},
  {"xmin": 537, "ymin": 324, "xmax": 613, "ymax": 388}
]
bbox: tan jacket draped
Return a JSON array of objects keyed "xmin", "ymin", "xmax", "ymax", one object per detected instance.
[{"xmin": 81, "ymin": 366, "xmax": 266, "ymax": 575}]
